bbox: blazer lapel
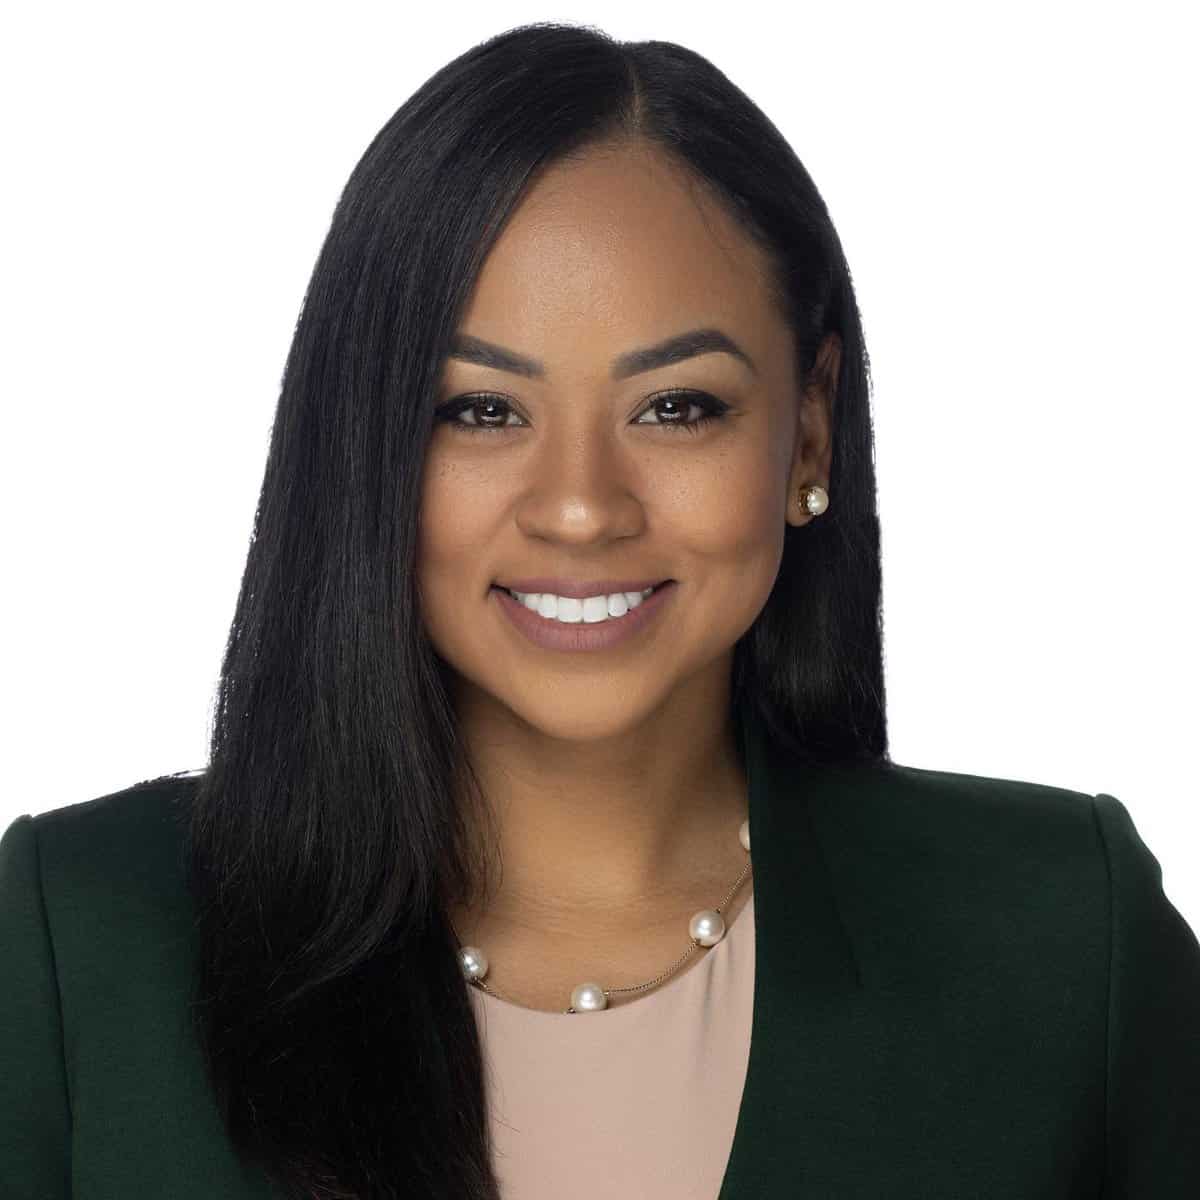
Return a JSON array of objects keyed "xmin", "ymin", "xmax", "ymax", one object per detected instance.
[{"xmin": 718, "ymin": 703, "xmax": 865, "ymax": 1198}]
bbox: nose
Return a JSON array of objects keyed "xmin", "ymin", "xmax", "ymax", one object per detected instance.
[{"xmin": 513, "ymin": 422, "xmax": 648, "ymax": 545}]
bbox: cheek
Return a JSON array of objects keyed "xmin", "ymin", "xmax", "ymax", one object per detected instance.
[
  {"xmin": 414, "ymin": 507, "xmax": 481, "ymax": 675},
  {"xmin": 667, "ymin": 445, "xmax": 780, "ymax": 567},
  {"xmin": 415, "ymin": 464, "xmax": 501, "ymax": 663},
  {"xmin": 664, "ymin": 458, "xmax": 785, "ymax": 644},
  {"xmin": 416, "ymin": 457, "xmax": 495, "ymax": 579}
]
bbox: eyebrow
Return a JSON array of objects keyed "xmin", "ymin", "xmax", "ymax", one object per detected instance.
[{"xmin": 446, "ymin": 327, "xmax": 757, "ymax": 380}]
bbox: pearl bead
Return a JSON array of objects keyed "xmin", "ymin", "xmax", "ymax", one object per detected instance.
[
  {"xmin": 804, "ymin": 486, "xmax": 829, "ymax": 515},
  {"xmin": 570, "ymin": 982, "xmax": 608, "ymax": 1012},
  {"xmin": 459, "ymin": 945, "xmax": 488, "ymax": 981},
  {"xmin": 739, "ymin": 818, "xmax": 750, "ymax": 852},
  {"xmin": 689, "ymin": 908, "xmax": 726, "ymax": 947}
]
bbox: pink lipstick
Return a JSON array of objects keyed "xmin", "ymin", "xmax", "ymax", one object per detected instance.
[{"xmin": 490, "ymin": 581, "xmax": 677, "ymax": 652}]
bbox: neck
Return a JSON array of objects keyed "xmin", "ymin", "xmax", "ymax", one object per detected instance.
[{"xmin": 447, "ymin": 668, "xmax": 748, "ymax": 934}]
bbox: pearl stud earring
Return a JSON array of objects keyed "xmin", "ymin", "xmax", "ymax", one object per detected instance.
[{"xmin": 798, "ymin": 485, "xmax": 829, "ymax": 516}]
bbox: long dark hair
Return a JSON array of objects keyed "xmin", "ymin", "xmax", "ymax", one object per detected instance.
[{"xmin": 183, "ymin": 19, "xmax": 887, "ymax": 1199}]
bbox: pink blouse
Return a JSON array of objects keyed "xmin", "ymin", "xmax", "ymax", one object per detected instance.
[{"xmin": 467, "ymin": 888, "xmax": 756, "ymax": 1198}]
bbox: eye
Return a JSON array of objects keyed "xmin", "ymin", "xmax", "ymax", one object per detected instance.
[
  {"xmin": 433, "ymin": 389, "xmax": 731, "ymax": 436},
  {"xmin": 633, "ymin": 389, "xmax": 732, "ymax": 435},
  {"xmin": 433, "ymin": 393, "xmax": 523, "ymax": 433}
]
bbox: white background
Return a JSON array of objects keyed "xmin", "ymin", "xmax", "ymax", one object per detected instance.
[{"xmin": 3, "ymin": 3, "xmax": 1197, "ymax": 928}]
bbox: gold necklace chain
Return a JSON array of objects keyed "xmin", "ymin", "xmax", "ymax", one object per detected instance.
[{"xmin": 451, "ymin": 854, "xmax": 753, "ymax": 1013}]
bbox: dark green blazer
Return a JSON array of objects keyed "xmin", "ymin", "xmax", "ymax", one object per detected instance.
[{"xmin": 3, "ymin": 706, "xmax": 1199, "ymax": 1198}]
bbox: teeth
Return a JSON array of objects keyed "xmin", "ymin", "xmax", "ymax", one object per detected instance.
[{"xmin": 508, "ymin": 586, "xmax": 656, "ymax": 623}]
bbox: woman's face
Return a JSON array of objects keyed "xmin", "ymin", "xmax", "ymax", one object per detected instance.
[{"xmin": 417, "ymin": 141, "xmax": 835, "ymax": 742}]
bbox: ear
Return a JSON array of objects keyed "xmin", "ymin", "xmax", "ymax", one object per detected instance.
[{"xmin": 785, "ymin": 332, "xmax": 840, "ymax": 528}]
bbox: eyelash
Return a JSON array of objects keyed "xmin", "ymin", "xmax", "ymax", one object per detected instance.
[{"xmin": 433, "ymin": 388, "xmax": 732, "ymax": 438}]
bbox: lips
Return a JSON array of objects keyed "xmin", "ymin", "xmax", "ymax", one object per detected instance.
[
  {"xmin": 492, "ymin": 581, "xmax": 669, "ymax": 599},
  {"xmin": 491, "ymin": 578, "xmax": 678, "ymax": 651},
  {"xmin": 489, "ymin": 580, "xmax": 676, "ymax": 600}
]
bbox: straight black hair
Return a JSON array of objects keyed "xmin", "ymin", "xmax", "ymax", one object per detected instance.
[{"xmin": 182, "ymin": 19, "xmax": 888, "ymax": 1199}]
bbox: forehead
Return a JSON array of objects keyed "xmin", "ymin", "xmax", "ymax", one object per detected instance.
[{"xmin": 455, "ymin": 144, "xmax": 778, "ymax": 365}]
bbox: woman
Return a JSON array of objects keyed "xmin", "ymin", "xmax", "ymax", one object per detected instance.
[{"xmin": 2, "ymin": 20, "xmax": 1197, "ymax": 1200}]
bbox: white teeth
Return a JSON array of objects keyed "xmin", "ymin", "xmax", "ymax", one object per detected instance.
[{"xmin": 509, "ymin": 586, "xmax": 655, "ymax": 623}]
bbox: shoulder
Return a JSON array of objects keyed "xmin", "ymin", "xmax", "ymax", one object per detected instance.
[
  {"xmin": 1, "ymin": 773, "xmax": 201, "ymax": 962},
  {"xmin": 0, "ymin": 774, "xmax": 204, "ymax": 1117},
  {"xmin": 19, "ymin": 770, "xmax": 197, "ymax": 880},
  {"xmin": 822, "ymin": 762, "xmax": 1180, "ymax": 919},
  {"xmin": 783, "ymin": 754, "xmax": 1198, "ymax": 990},
  {"xmin": 798, "ymin": 756, "xmax": 1106, "ymax": 870},
  {"xmin": 777, "ymin": 756, "xmax": 1123, "ymax": 975},
  {"xmin": 26, "ymin": 769, "xmax": 200, "ymax": 839}
]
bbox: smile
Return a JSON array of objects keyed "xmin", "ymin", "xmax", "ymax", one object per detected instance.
[
  {"xmin": 490, "ymin": 581, "xmax": 678, "ymax": 652},
  {"xmin": 501, "ymin": 583, "xmax": 661, "ymax": 624}
]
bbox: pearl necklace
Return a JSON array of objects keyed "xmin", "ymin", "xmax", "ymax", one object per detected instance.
[{"xmin": 453, "ymin": 818, "xmax": 752, "ymax": 1013}]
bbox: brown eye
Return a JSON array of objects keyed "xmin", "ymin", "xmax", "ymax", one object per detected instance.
[
  {"xmin": 635, "ymin": 389, "xmax": 732, "ymax": 434},
  {"xmin": 434, "ymin": 394, "xmax": 523, "ymax": 433}
]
